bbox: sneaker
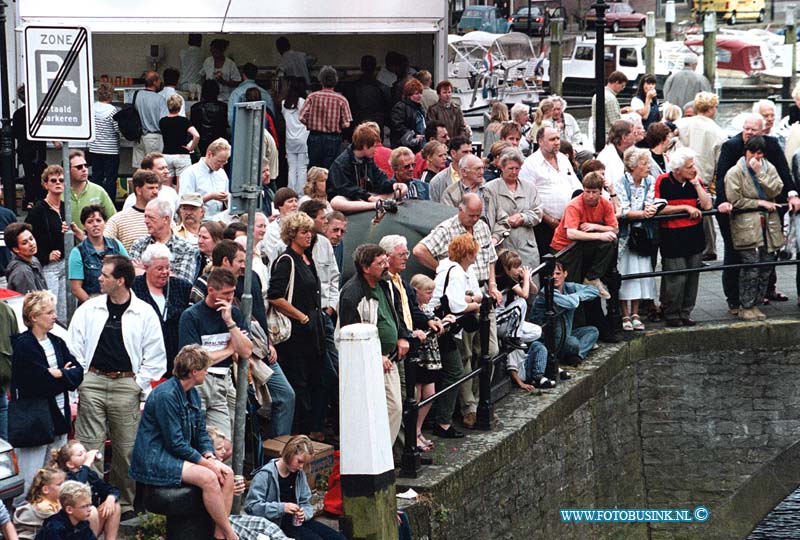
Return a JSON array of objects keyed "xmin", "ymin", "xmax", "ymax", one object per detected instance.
[
  {"xmin": 738, "ymin": 308, "xmax": 758, "ymax": 322},
  {"xmin": 583, "ymin": 277, "xmax": 611, "ymax": 299}
]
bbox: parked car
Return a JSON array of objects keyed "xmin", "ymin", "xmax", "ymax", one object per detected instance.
[
  {"xmin": 0, "ymin": 438, "xmax": 23, "ymax": 503},
  {"xmin": 585, "ymin": 2, "xmax": 646, "ymax": 33},
  {"xmin": 457, "ymin": 6, "xmax": 512, "ymax": 35},
  {"xmin": 693, "ymin": 0, "xmax": 766, "ymax": 25},
  {"xmin": 509, "ymin": 6, "xmax": 551, "ymax": 36}
]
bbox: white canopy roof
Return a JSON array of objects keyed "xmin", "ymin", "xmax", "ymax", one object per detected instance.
[{"xmin": 18, "ymin": 0, "xmax": 446, "ymax": 34}]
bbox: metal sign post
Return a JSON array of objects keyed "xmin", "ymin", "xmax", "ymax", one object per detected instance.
[{"xmin": 229, "ymin": 99, "xmax": 265, "ymax": 512}]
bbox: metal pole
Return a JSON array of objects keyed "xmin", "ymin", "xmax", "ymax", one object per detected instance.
[
  {"xmin": 703, "ymin": 11, "xmax": 717, "ymax": 90},
  {"xmin": 645, "ymin": 12, "xmax": 656, "ymax": 75},
  {"xmin": 0, "ymin": 1, "xmax": 16, "ymax": 212},
  {"xmin": 62, "ymin": 143, "xmax": 75, "ymax": 321},
  {"xmin": 527, "ymin": 0, "xmax": 532, "ymax": 35},
  {"xmin": 592, "ymin": 0, "xmax": 608, "ymax": 152},
  {"xmin": 786, "ymin": 6, "xmax": 797, "ymax": 100},
  {"xmin": 665, "ymin": 0, "xmax": 676, "ymax": 42},
  {"xmin": 549, "ymin": 18, "xmax": 564, "ymax": 96},
  {"xmin": 399, "ymin": 354, "xmax": 421, "ymax": 478},
  {"xmin": 541, "ymin": 254, "xmax": 559, "ymax": 382},
  {"xmin": 474, "ymin": 296, "xmax": 493, "ymax": 431}
]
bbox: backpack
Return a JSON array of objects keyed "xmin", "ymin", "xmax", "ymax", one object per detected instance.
[{"xmin": 113, "ymin": 90, "xmax": 143, "ymax": 142}]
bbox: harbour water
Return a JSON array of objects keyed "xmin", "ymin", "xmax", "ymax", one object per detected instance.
[{"xmin": 749, "ymin": 488, "xmax": 800, "ymax": 539}]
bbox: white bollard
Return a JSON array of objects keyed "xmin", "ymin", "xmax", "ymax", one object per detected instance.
[{"xmin": 338, "ymin": 323, "xmax": 397, "ymax": 540}]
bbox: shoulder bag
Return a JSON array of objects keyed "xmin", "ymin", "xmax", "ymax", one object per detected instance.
[
  {"xmin": 434, "ymin": 266, "xmax": 480, "ymax": 333},
  {"xmin": 266, "ymin": 254, "xmax": 295, "ymax": 345},
  {"xmin": 8, "ymin": 389, "xmax": 55, "ymax": 448}
]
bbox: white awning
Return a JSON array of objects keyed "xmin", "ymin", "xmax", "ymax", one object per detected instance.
[{"xmin": 18, "ymin": 0, "xmax": 446, "ymax": 34}]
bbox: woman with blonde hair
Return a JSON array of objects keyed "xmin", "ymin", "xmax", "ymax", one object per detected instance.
[
  {"xmin": 268, "ymin": 213, "xmax": 325, "ymax": 435},
  {"xmin": 483, "ymin": 101, "xmax": 510, "ymax": 151},
  {"xmin": 245, "ymin": 435, "xmax": 344, "ymax": 539},
  {"xmin": 298, "ymin": 167, "xmax": 332, "ymax": 212}
]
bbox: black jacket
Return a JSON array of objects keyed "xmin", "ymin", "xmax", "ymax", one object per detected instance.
[
  {"xmin": 25, "ymin": 200, "xmax": 65, "ymax": 266},
  {"xmin": 715, "ymin": 133, "xmax": 795, "ymax": 206},
  {"xmin": 35, "ymin": 509, "xmax": 96, "ymax": 540},
  {"xmin": 390, "ymin": 99, "xmax": 425, "ymax": 152},
  {"xmin": 11, "ymin": 330, "xmax": 83, "ymax": 436},
  {"xmin": 327, "ymin": 145, "xmax": 393, "ymax": 201},
  {"xmin": 190, "ymin": 100, "xmax": 229, "ymax": 155}
]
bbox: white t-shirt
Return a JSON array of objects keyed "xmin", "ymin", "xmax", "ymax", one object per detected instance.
[
  {"xmin": 202, "ymin": 56, "xmax": 241, "ymax": 102},
  {"xmin": 281, "ymin": 98, "xmax": 309, "ymax": 154},
  {"xmin": 39, "ymin": 337, "xmax": 65, "ymax": 409},
  {"xmin": 123, "ymin": 186, "xmax": 180, "ymax": 219}
]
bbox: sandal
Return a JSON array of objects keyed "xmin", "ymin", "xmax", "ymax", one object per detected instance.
[
  {"xmin": 417, "ymin": 434, "xmax": 434, "ymax": 451},
  {"xmin": 622, "ymin": 317, "xmax": 633, "ymax": 331},
  {"xmin": 631, "ymin": 315, "xmax": 645, "ymax": 331}
]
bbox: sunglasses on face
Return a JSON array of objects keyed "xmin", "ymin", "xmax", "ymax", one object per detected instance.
[
  {"xmin": 73, "ymin": 163, "xmax": 88, "ymax": 170},
  {"xmin": 49, "ymin": 177, "xmax": 64, "ymax": 184}
]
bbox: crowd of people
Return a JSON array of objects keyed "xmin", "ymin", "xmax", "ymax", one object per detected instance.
[{"xmin": 1, "ymin": 38, "xmax": 798, "ymax": 540}]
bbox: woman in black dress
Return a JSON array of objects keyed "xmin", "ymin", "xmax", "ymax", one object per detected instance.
[{"xmin": 267, "ymin": 213, "xmax": 324, "ymax": 435}]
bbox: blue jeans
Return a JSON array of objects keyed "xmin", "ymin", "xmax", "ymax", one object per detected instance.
[
  {"xmin": 88, "ymin": 152, "xmax": 120, "ymax": 202},
  {"xmin": 524, "ymin": 342, "xmax": 548, "ymax": 381},
  {"xmin": 562, "ymin": 326, "xmax": 599, "ymax": 360},
  {"xmin": 266, "ymin": 362, "xmax": 295, "ymax": 437},
  {"xmin": 307, "ymin": 132, "xmax": 342, "ymax": 170}
]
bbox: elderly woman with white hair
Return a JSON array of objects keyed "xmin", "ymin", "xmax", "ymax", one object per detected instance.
[
  {"xmin": 550, "ymin": 95, "xmax": 592, "ymax": 160},
  {"xmin": 510, "ymin": 103, "xmax": 533, "ymax": 155},
  {"xmin": 131, "ymin": 243, "xmax": 193, "ymax": 374},
  {"xmin": 654, "ymin": 147, "xmax": 712, "ymax": 326},
  {"xmin": 484, "ymin": 148, "xmax": 543, "ymax": 270},
  {"xmin": 614, "ymin": 146, "xmax": 658, "ymax": 331}
]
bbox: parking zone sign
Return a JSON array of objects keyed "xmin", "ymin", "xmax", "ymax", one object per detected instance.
[{"xmin": 24, "ymin": 25, "xmax": 94, "ymax": 141}]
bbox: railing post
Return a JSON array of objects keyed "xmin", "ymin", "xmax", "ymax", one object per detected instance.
[
  {"xmin": 606, "ymin": 243, "xmax": 623, "ymax": 334},
  {"xmin": 475, "ymin": 296, "xmax": 493, "ymax": 431},
  {"xmin": 542, "ymin": 254, "xmax": 559, "ymax": 382},
  {"xmin": 399, "ymin": 354, "xmax": 421, "ymax": 478}
]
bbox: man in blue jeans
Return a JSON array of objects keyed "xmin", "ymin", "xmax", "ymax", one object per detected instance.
[
  {"xmin": 532, "ymin": 261, "xmax": 599, "ymax": 366},
  {"xmin": 300, "ymin": 66, "xmax": 352, "ymax": 169}
]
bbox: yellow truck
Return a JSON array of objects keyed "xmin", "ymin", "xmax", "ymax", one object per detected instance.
[{"xmin": 693, "ymin": 0, "xmax": 766, "ymax": 25}]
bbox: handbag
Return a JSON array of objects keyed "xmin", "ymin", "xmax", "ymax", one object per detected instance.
[
  {"xmin": 266, "ymin": 254, "xmax": 295, "ymax": 345},
  {"xmin": 627, "ymin": 225, "xmax": 656, "ymax": 257},
  {"xmin": 7, "ymin": 394, "xmax": 55, "ymax": 448},
  {"xmin": 434, "ymin": 266, "xmax": 480, "ymax": 333}
]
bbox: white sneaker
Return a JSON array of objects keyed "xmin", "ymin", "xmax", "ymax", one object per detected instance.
[{"xmin": 583, "ymin": 277, "xmax": 611, "ymax": 299}]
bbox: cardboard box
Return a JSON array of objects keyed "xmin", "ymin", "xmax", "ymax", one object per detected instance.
[{"xmin": 262, "ymin": 436, "xmax": 334, "ymax": 491}]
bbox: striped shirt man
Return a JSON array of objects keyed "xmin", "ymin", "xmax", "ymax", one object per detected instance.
[
  {"xmin": 300, "ymin": 88, "xmax": 352, "ymax": 134},
  {"xmin": 104, "ymin": 207, "xmax": 150, "ymax": 252}
]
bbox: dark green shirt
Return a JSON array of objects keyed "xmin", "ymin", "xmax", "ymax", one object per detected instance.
[{"xmin": 372, "ymin": 283, "xmax": 398, "ymax": 356}]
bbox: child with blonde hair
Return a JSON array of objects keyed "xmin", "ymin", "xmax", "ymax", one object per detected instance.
[{"xmin": 13, "ymin": 467, "xmax": 65, "ymax": 540}]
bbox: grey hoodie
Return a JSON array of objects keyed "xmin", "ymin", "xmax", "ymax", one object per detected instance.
[{"xmin": 13, "ymin": 502, "xmax": 56, "ymax": 540}]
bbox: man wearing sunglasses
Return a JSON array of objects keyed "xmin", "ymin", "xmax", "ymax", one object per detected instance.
[{"xmin": 67, "ymin": 150, "xmax": 116, "ymax": 239}]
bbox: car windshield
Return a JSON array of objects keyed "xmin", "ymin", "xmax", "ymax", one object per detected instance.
[{"xmin": 463, "ymin": 8, "xmax": 487, "ymax": 17}]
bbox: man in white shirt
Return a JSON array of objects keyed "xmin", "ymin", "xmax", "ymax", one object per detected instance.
[
  {"xmin": 519, "ymin": 126, "xmax": 581, "ymax": 258},
  {"xmin": 178, "ymin": 34, "xmax": 204, "ymax": 96},
  {"xmin": 596, "ymin": 119, "xmax": 636, "ymax": 188},
  {"xmin": 68, "ymin": 255, "xmax": 166, "ymax": 516},
  {"xmin": 275, "ymin": 36, "xmax": 311, "ymax": 86},
  {"xmin": 158, "ymin": 68, "xmax": 185, "ymax": 116},
  {"xmin": 179, "ymin": 138, "xmax": 231, "ymax": 218}
]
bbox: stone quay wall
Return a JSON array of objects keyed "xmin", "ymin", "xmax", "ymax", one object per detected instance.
[{"xmin": 401, "ymin": 321, "xmax": 800, "ymax": 540}]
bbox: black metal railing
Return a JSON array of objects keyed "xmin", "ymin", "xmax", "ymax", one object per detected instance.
[{"xmin": 399, "ymin": 243, "xmax": 576, "ymax": 478}]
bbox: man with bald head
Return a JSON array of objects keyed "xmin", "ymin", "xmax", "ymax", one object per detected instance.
[
  {"xmin": 414, "ymin": 193, "xmax": 503, "ymax": 433},
  {"xmin": 440, "ymin": 154, "xmax": 487, "ymax": 207},
  {"xmin": 520, "ymin": 126, "xmax": 581, "ymax": 259},
  {"xmin": 715, "ymin": 113, "xmax": 800, "ymax": 312}
]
